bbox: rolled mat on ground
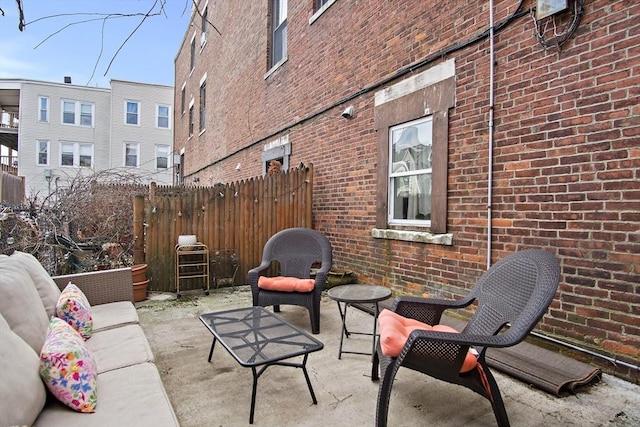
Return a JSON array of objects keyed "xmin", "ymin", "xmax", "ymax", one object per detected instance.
[{"xmin": 442, "ymin": 316, "xmax": 602, "ymax": 396}]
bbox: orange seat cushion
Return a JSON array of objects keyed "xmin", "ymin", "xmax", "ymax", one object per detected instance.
[
  {"xmin": 378, "ymin": 309, "xmax": 477, "ymax": 373},
  {"xmin": 258, "ymin": 276, "xmax": 315, "ymax": 292}
]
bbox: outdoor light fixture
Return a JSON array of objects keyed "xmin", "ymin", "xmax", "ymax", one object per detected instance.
[{"xmin": 341, "ymin": 105, "xmax": 355, "ymax": 119}]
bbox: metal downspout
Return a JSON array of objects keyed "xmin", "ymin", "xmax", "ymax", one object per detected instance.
[{"xmin": 487, "ymin": 0, "xmax": 495, "ymax": 269}]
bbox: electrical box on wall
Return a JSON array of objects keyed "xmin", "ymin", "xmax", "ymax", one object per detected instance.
[{"xmin": 537, "ymin": 0, "xmax": 568, "ymax": 20}]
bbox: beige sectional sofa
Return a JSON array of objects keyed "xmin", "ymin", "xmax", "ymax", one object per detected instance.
[{"xmin": 0, "ymin": 251, "xmax": 179, "ymax": 427}]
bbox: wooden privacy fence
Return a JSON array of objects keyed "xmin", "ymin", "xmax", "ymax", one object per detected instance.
[
  {"xmin": 0, "ymin": 171, "xmax": 24, "ymax": 205},
  {"xmin": 135, "ymin": 164, "xmax": 314, "ymax": 292}
]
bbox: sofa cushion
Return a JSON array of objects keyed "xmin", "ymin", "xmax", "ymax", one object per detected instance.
[
  {"xmin": 86, "ymin": 324, "xmax": 154, "ymax": 374},
  {"xmin": 0, "ymin": 258, "xmax": 49, "ymax": 353},
  {"xmin": 39, "ymin": 317, "xmax": 98, "ymax": 413},
  {"xmin": 0, "ymin": 313, "xmax": 47, "ymax": 427},
  {"xmin": 34, "ymin": 363, "xmax": 180, "ymax": 427},
  {"xmin": 91, "ymin": 301, "xmax": 140, "ymax": 332},
  {"xmin": 56, "ymin": 282, "xmax": 94, "ymax": 339},
  {"xmin": 11, "ymin": 251, "xmax": 62, "ymax": 318},
  {"xmin": 258, "ymin": 276, "xmax": 315, "ymax": 292}
]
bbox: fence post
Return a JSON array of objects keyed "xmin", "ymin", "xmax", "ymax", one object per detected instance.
[{"xmin": 133, "ymin": 194, "xmax": 145, "ymax": 265}]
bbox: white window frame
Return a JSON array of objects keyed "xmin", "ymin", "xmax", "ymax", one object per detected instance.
[
  {"xmin": 181, "ymin": 82, "xmax": 186, "ymax": 115},
  {"xmin": 199, "ymin": 74, "xmax": 207, "ymax": 134},
  {"xmin": 188, "ymin": 98, "xmax": 195, "ymax": 138},
  {"xmin": 202, "ymin": 2, "xmax": 209, "ymax": 34},
  {"xmin": 61, "ymin": 100, "xmax": 94, "ymax": 127},
  {"xmin": 155, "ymin": 144, "xmax": 171, "ymax": 169},
  {"xmin": 310, "ymin": 0, "xmax": 338, "ymax": 24},
  {"xmin": 157, "ymin": 104, "xmax": 171, "ymax": 129},
  {"xmin": 262, "ymin": 135, "xmax": 290, "ymax": 175},
  {"xmin": 125, "ymin": 100, "xmax": 141, "ymax": 126},
  {"xmin": 270, "ymin": 0, "xmax": 288, "ymax": 68},
  {"xmin": 80, "ymin": 103, "xmax": 93, "ymax": 126},
  {"xmin": 387, "ymin": 116, "xmax": 433, "ymax": 227},
  {"xmin": 124, "ymin": 142, "xmax": 140, "ymax": 167},
  {"xmin": 38, "ymin": 96, "xmax": 49, "ymax": 123},
  {"xmin": 59, "ymin": 141, "xmax": 94, "ymax": 168},
  {"xmin": 36, "ymin": 139, "xmax": 50, "ymax": 166},
  {"xmin": 190, "ymin": 34, "xmax": 196, "ymax": 74}
]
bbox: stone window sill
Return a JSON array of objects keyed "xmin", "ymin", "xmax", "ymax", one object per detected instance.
[{"xmin": 371, "ymin": 228, "xmax": 453, "ymax": 245}]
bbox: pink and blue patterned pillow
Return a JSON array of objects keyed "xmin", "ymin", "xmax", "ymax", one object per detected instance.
[
  {"xmin": 39, "ymin": 317, "xmax": 98, "ymax": 413},
  {"xmin": 56, "ymin": 282, "xmax": 93, "ymax": 339}
]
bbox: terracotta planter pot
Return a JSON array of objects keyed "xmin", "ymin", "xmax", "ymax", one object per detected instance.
[
  {"xmin": 131, "ymin": 264, "xmax": 148, "ymax": 283},
  {"xmin": 133, "ymin": 279, "xmax": 150, "ymax": 302}
]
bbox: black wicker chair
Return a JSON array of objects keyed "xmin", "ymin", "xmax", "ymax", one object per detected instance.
[
  {"xmin": 248, "ymin": 228, "xmax": 333, "ymax": 334},
  {"xmin": 372, "ymin": 249, "xmax": 560, "ymax": 427}
]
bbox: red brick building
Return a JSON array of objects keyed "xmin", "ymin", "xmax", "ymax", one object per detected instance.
[{"xmin": 174, "ymin": 0, "xmax": 639, "ymax": 378}]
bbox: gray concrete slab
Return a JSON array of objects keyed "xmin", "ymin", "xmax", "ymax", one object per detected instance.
[{"xmin": 137, "ymin": 286, "xmax": 640, "ymax": 427}]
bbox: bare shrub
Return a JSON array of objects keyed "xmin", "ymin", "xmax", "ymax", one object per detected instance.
[{"xmin": 0, "ymin": 169, "xmax": 148, "ymax": 274}]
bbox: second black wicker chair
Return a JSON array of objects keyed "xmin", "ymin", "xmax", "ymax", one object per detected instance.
[
  {"xmin": 372, "ymin": 249, "xmax": 560, "ymax": 427},
  {"xmin": 248, "ymin": 228, "xmax": 333, "ymax": 334}
]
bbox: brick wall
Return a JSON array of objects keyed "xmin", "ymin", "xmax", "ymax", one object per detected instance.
[{"xmin": 175, "ymin": 0, "xmax": 639, "ymax": 378}]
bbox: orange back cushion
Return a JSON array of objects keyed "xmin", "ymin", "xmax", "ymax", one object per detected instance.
[{"xmin": 258, "ymin": 276, "xmax": 315, "ymax": 292}]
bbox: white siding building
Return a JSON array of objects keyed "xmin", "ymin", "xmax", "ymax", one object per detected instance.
[{"xmin": 0, "ymin": 78, "xmax": 174, "ymax": 198}]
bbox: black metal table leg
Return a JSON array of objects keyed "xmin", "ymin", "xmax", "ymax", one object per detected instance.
[
  {"xmin": 336, "ymin": 301, "xmax": 350, "ymax": 359},
  {"xmin": 250, "ymin": 366, "xmax": 258, "ymax": 424},
  {"xmin": 371, "ymin": 302, "xmax": 379, "ymax": 362},
  {"xmin": 207, "ymin": 337, "xmax": 217, "ymax": 362},
  {"xmin": 301, "ymin": 353, "xmax": 318, "ymax": 404}
]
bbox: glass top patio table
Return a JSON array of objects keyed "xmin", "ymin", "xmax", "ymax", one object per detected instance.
[
  {"xmin": 200, "ymin": 306, "xmax": 324, "ymax": 424},
  {"xmin": 199, "ymin": 306, "xmax": 323, "ymax": 366}
]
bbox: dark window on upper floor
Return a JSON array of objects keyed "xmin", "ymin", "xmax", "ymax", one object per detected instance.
[{"xmin": 270, "ymin": 0, "xmax": 287, "ymax": 67}]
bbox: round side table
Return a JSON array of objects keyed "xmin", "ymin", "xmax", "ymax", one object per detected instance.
[{"xmin": 327, "ymin": 284, "xmax": 392, "ymax": 360}]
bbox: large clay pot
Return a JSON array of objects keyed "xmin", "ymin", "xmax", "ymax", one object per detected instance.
[
  {"xmin": 133, "ymin": 279, "xmax": 150, "ymax": 302},
  {"xmin": 131, "ymin": 264, "xmax": 149, "ymax": 302},
  {"xmin": 131, "ymin": 264, "xmax": 148, "ymax": 283}
]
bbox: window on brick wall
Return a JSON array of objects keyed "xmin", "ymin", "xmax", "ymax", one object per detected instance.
[
  {"xmin": 262, "ymin": 135, "xmax": 290, "ymax": 175},
  {"xmin": 310, "ymin": 0, "xmax": 337, "ymax": 23},
  {"xmin": 202, "ymin": 4, "xmax": 208, "ymax": 34},
  {"xmin": 270, "ymin": 0, "xmax": 287, "ymax": 68},
  {"xmin": 374, "ymin": 60, "xmax": 456, "ymax": 235},
  {"xmin": 388, "ymin": 117, "xmax": 433, "ymax": 225},
  {"xmin": 188, "ymin": 104, "xmax": 194, "ymax": 137},
  {"xmin": 181, "ymin": 84, "xmax": 186, "ymax": 115},
  {"xmin": 190, "ymin": 36, "xmax": 196, "ymax": 72},
  {"xmin": 199, "ymin": 78, "xmax": 206, "ymax": 133}
]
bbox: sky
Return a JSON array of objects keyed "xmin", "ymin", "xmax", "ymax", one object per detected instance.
[{"xmin": 0, "ymin": 0, "xmax": 192, "ymax": 88}]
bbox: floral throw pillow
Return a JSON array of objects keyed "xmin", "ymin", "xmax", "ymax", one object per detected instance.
[
  {"xmin": 39, "ymin": 317, "xmax": 98, "ymax": 413},
  {"xmin": 56, "ymin": 282, "xmax": 93, "ymax": 339}
]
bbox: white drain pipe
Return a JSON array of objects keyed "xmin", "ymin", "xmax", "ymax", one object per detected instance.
[{"xmin": 487, "ymin": 0, "xmax": 495, "ymax": 269}]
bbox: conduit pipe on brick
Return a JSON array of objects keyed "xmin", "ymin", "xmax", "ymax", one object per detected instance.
[
  {"xmin": 487, "ymin": 0, "xmax": 495, "ymax": 269},
  {"xmin": 188, "ymin": 2, "xmax": 531, "ymax": 178}
]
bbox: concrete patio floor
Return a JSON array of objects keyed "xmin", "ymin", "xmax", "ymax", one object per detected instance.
[{"xmin": 136, "ymin": 286, "xmax": 640, "ymax": 427}]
